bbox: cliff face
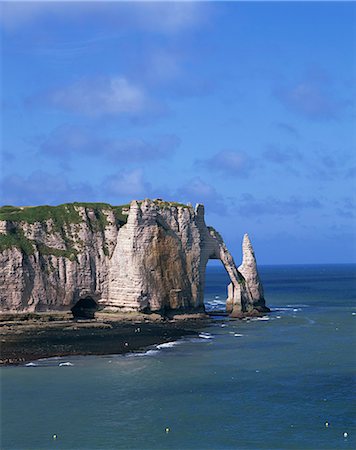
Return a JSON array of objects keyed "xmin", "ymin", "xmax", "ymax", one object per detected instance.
[{"xmin": 0, "ymin": 200, "xmax": 269, "ymax": 316}]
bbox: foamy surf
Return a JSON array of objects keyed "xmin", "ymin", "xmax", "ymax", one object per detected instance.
[
  {"xmin": 156, "ymin": 341, "xmax": 181, "ymax": 350},
  {"xmin": 25, "ymin": 362, "xmax": 37, "ymax": 367},
  {"xmin": 126, "ymin": 349, "xmax": 160, "ymax": 357},
  {"xmin": 59, "ymin": 362, "xmax": 74, "ymax": 367},
  {"xmin": 286, "ymin": 304, "xmax": 308, "ymax": 308},
  {"xmin": 198, "ymin": 332, "xmax": 214, "ymax": 339}
]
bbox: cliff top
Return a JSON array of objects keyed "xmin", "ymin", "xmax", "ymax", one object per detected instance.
[
  {"xmin": 0, "ymin": 203, "xmax": 129, "ymax": 226},
  {"xmin": 0, "ymin": 199, "xmax": 192, "ymax": 226}
]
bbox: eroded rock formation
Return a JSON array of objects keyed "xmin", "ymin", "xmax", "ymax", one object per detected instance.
[{"xmin": 0, "ymin": 200, "xmax": 269, "ymax": 317}]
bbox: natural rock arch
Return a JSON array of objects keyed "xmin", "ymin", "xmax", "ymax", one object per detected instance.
[
  {"xmin": 0, "ymin": 198, "xmax": 269, "ymax": 317},
  {"xmin": 199, "ymin": 228, "xmax": 268, "ymax": 317}
]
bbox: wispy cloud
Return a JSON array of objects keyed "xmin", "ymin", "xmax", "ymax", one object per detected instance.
[
  {"xmin": 28, "ymin": 76, "xmax": 157, "ymax": 118},
  {"xmin": 196, "ymin": 150, "xmax": 257, "ymax": 178},
  {"xmin": 275, "ymin": 122, "xmax": 300, "ymax": 139},
  {"xmin": 336, "ymin": 197, "xmax": 356, "ymax": 219},
  {"xmin": 37, "ymin": 124, "xmax": 180, "ymax": 162},
  {"xmin": 0, "ymin": 171, "xmax": 94, "ymax": 206},
  {"xmin": 262, "ymin": 144, "xmax": 303, "ymax": 175},
  {"xmin": 175, "ymin": 177, "xmax": 227, "ymax": 214},
  {"xmin": 102, "ymin": 169, "xmax": 151, "ymax": 199},
  {"xmin": 308, "ymin": 147, "xmax": 355, "ymax": 181},
  {"xmin": 274, "ymin": 70, "xmax": 352, "ymax": 120},
  {"xmin": 237, "ymin": 193, "xmax": 323, "ymax": 217},
  {"xmin": 0, "ymin": 1, "xmax": 209, "ymax": 33}
]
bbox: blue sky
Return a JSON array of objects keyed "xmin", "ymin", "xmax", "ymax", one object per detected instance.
[{"xmin": 1, "ymin": 1, "xmax": 355, "ymax": 264}]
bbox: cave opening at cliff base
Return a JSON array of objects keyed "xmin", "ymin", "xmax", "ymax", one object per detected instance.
[
  {"xmin": 71, "ymin": 297, "xmax": 98, "ymax": 320},
  {"xmin": 204, "ymin": 260, "xmax": 230, "ymax": 314}
]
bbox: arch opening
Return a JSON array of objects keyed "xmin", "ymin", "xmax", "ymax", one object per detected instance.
[
  {"xmin": 203, "ymin": 259, "xmax": 231, "ymax": 315},
  {"xmin": 71, "ymin": 297, "xmax": 98, "ymax": 320}
]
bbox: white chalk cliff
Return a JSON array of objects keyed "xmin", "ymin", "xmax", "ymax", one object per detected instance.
[{"xmin": 0, "ymin": 200, "xmax": 269, "ymax": 317}]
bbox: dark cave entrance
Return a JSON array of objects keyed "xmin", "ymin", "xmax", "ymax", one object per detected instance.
[
  {"xmin": 204, "ymin": 260, "xmax": 231, "ymax": 314},
  {"xmin": 71, "ymin": 297, "xmax": 98, "ymax": 320}
]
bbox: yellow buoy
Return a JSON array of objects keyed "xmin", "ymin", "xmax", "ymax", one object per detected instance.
[
  {"xmin": 165, "ymin": 427, "xmax": 170, "ymax": 433},
  {"xmin": 53, "ymin": 434, "xmax": 57, "ymax": 440},
  {"xmin": 325, "ymin": 422, "xmax": 329, "ymax": 427}
]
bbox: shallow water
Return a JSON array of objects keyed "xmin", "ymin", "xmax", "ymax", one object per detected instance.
[{"xmin": 1, "ymin": 264, "xmax": 355, "ymax": 449}]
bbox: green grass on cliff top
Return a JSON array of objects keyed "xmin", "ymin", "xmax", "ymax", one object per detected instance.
[
  {"xmin": 0, "ymin": 201, "xmax": 189, "ymax": 226},
  {"xmin": 0, "ymin": 203, "xmax": 130, "ymax": 226},
  {"xmin": 0, "ymin": 201, "xmax": 189, "ymax": 257}
]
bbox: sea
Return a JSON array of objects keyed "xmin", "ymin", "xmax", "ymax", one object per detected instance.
[{"xmin": 1, "ymin": 264, "xmax": 355, "ymax": 450}]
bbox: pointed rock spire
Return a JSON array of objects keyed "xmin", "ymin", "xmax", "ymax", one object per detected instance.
[{"xmin": 238, "ymin": 234, "xmax": 269, "ymax": 312}]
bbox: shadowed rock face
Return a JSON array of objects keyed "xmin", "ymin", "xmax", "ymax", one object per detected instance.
[{"xmin": 0, "ymin": 200, "xmax": 268, "ymax": 317}]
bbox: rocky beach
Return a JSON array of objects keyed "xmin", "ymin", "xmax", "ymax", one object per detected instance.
[{"xmin": 0, "ymin": 312, "xmax": 210, "ymax": 365}]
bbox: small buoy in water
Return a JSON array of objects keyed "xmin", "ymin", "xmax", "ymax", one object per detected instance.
[
  {"xmin": 343, "ymin": 432, "xmax": 348, "ymax": 438},
  {"xmin": 165, "ymin": 427, "xmax": 170, "ymax": 433},
  {"xmin": 325, "ymin": 422, "xmax": 329, "ymax": 427},
  {"xmin": 53, "ymin": 434, "xmax": 57, "ymax": 440},
  {"xmin": 124, "ymin": 342, "xmax": 129, "ymax": 347}
]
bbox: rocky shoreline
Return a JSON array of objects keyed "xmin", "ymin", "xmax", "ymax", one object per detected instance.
[{"xmin": 0, "ymin": 312, "xmax": 211, "ymax": 365}]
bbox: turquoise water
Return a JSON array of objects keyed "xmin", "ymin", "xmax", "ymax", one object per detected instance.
[{"xmin": 1, "ymin": 264, "xmax": 355, "ymax": 449}]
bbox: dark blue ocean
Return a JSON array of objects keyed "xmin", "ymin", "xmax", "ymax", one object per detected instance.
[{"xmin": 1, "ymin": 264, "xmax": 355, "ymax": 449}]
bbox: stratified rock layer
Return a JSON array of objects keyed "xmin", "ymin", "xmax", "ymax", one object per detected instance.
[{"xmin": 0, "ymin": 200, "xmax": 268, "ymax": 316}]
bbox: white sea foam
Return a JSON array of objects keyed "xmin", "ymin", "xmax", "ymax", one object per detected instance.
[
  {"xmin": 233, "ymin": 333, "xmax": 243, "ymax": 337},
  {"xmin": 250, "ymin": 316, "xmax": 270, "ymax": 321},
  {"xmin": 156, "ymin": 341, "xmax": 181, "ymax": 350},
  {"xmin": 127, "ymin": 349, "xmax": 160, "ymax": 357},
  {"xmin": 38, "ymin": 356, "xmax": 61, "ymax": 361},
  {"xmin": 198, "ymin": 332, "xmax": 214, "ymax": 339},
  {"xmin": 286, "ymin": 304, "xmax": 308, "ymax": 308},
  {"xmin": 25, "ymin": 362, "xmax": 37, "ymax": 367},
  {"xmin": 275, "ymin": 307, "xmax": 296, "ymax": 311},
  {"xmin": 58, "ymin": 362, "xmax": 74, "ymax": 367},
  {"xmin": 188, "ymin": 337, "xmax": 213, "ymax": 344}
]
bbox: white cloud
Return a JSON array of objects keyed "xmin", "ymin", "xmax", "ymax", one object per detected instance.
[
  {"xmin": 176, "ymin": 177, "xmax": 227, "ymax": 214},
  {"xmin": 0, "ymin": 1, "xmax": 208, "ymax": 33},
  {"xmin": 103, "ymin": 169, "xmax": 150, "ymax": 198},
  {"xmin": 38, "ymin": 124, "xmax": 180, "ymax": 161},
  {"xmin": 0, "ymin": 171, "xmax": 94, "ymax": 205},
  {"xmin": 44, "ymin": 76, "xmax": 147, "ymax": 116},
  {"xmin": 197, "ymin": 150, "xmax": 258, "ymax": 178}
]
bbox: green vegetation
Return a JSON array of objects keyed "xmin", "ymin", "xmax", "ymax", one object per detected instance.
[
  {"xmin": 0, "ymin": 204, "xmax": 82, "ymax": 231},
  {"xmin": 0, "ymin": 202, "xmax": 132, "ymax": 227},
  {"xmin": 0, "ymin": 230, "xmax": 78, "ymax": 260},
  {"xmin": 112, "ymin": 204, "xmax": 130, "ymax": 225},
  {"xmin": 0, "ymin": 201, "xmax": 189, "ymax": 227},
  {"xmin": 0, "ymin": 200, "xmax": 190, "ymax": 257},
  {"xmin": 37, "ymin": 244, "xmax": 78, "ymax": 262},
  {"xmin": 152, "ymin": 199, "xmax": 190, "ymax": 209},
  {"xmin": 0, "ymin": 205, "xmax": 22, "ymax": 214},
  {"xmin": 0, "ymin": 228, "xmax": 34, "ymax": 255}
]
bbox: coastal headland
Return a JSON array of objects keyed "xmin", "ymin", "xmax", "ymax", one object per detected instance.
[{"xmin": 0, "ymin": 198, "xmax": 269, "ymax": 364}]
